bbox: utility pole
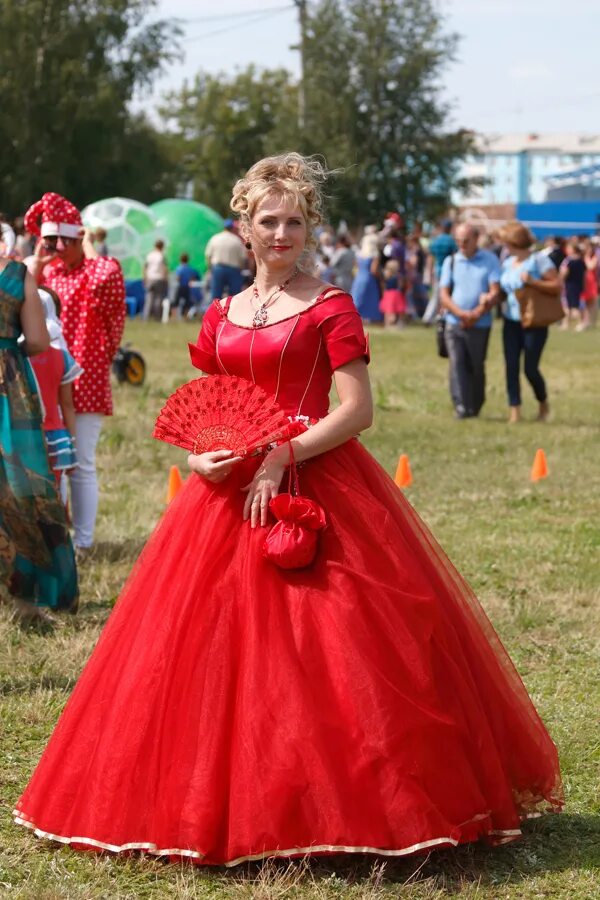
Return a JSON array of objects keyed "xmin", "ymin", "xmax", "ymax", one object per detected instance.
[{"xmin": 293, "ymin": 0, "xmax": 308, "ymax": 130}]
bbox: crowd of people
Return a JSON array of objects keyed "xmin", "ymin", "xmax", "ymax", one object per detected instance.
[
  {"xmin": 5, "ymin": 206, "xmax": 599, "ymax": 337},
  {"xmin": 0, "ymin": 201, "xmax": 600, "ymax": 464},
  {"xmin": 317, "ymin": 216, "xmax": 598, "ymax": 424},
  {"xmin": 315, "ymin": 217, "xmax": 600, "ymax": 335}
]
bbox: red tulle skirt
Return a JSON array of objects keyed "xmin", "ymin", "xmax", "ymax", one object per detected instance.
[{"xmin": 13, "ymin": 440, "xmax": 563, "ymax": 866}]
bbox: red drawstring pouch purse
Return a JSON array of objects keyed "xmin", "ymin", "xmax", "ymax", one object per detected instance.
[{"xmin": 262, "ymin": 444, "xmax": 326, "ymax": 570}]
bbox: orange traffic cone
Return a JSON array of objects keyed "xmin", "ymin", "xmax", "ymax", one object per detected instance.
[
  {"xmin": 394, "ymin": 453, "xmax": 413, "ymax": 488},
  {"xmin": 530, "ymin": 449, "xmax": 548, "ymax": 482},
  {"xmin": 167, "ymin": 465, "xmax": 183, "ymax": 502}
]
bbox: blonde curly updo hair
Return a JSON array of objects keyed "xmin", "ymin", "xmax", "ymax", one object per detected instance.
[{"xmin": 231, "ymin": 152, "xmax": 327, "ymax": 251}]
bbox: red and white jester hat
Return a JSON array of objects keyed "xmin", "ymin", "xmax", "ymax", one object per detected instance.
[{"xmin": 24, "ymin": 192, "xmax": 83, "ymax": 239}]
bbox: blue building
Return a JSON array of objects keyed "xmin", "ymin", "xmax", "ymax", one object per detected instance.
[
  {"xmin": 455, "ymin": 133, "xmax": 600, "ymax": 206},
  {"xmin": 544, "ymin": 163, "xmax": 600, "ymax": 202}
]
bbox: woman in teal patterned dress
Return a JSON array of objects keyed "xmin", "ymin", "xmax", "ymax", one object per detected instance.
[{"xmin": 0, "ymin": 257, "xmax": 78, "ymax": 621}]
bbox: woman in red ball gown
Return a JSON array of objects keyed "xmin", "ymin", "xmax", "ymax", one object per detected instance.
[{"xmin": 14, "ymin": 154, "xmax": 563, "ymax": 866}]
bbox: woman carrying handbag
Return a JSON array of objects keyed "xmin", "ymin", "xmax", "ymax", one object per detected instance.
[
  {"xmin": 14, "ymin": 159, "xmax": 562, "ymax": 866},
  {"xmin": 499, "ymin": 221, "xmax": 562, "ymax": 424}
]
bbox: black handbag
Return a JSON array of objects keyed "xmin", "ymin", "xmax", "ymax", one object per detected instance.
[
  {"xmin": 436, "ymin": 314, "xmax": 448, "ymax": 358},
  {"xmin": 435, "ymin": 253, "xmax": 454, "ymax": 359}
]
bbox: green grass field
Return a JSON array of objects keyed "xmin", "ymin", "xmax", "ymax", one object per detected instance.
[{"xmin": 1, "ymin": 320, "xmax": 599, "ymax": 899}]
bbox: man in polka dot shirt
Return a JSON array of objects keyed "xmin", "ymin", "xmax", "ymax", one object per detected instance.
[{"xmin": 25, "ymin": 193, "xmax": 126, "ymax": 556}]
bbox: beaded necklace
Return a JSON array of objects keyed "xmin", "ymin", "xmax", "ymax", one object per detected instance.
[{"xmin": 251, "ymin": 268, "xmax": 299, "ymax": 328}]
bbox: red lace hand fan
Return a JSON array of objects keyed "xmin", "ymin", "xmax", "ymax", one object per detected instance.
[{"xmin": 153, "ymin": 375, "xmax": 298, "ymax": 457}]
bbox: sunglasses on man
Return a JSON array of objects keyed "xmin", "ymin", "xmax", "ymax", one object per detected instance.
[{"xmin": 43, "ymin": 235, "xmax": 78, "ymax": 248}]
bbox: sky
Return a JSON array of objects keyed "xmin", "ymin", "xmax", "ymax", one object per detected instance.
[{"xmin": 147, "ymin": 0, "xmax": 600, "ymax": 135}]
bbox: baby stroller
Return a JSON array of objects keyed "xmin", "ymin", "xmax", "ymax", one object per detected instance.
[{"xmin": 112, "ymin": 344, "xmax": 146, "ymax": 386}]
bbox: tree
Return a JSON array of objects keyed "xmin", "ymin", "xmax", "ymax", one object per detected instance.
[
  {"xmin": 302, "ymin": 0, "xmax": 475, "ymax": 224},
  {"xmin": 301, "ymin": 0, "xmax": 353, "ymax": 158},
  {"xmin": 299, "ymin": 0, "xmax": 356, "ymax": 218},
  {"xmin": 163, "ymin": 67, "xmax": 301, "ymax": 216},
  {"xmin": 0, "ymin": 0, "xmax": 179, "ymax": 216}
]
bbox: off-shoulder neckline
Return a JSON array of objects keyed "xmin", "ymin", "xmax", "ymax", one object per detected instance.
[{"xmin": 215, "ymin": 288, "xmax": 351, "ymax": 331}]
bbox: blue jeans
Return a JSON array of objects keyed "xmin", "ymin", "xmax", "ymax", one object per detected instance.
[
  {"xmin": 210, "ymin": 264, "xmax": 243, "ymax": 300},
  {"xmin": 502, "ymin": 318, "xmax": 548, "ymax": 407}
]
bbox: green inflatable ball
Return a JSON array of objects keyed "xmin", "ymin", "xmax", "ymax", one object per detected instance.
[
  {"xmin": 150, "ymin": 199, "xmax": 223, "ymax": 274},
  {"xmin": 82, "ymin": 197, "xmax": 160, "ymax": 280}
]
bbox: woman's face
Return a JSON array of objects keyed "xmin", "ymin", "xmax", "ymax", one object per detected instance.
[{"xmin": 249, "ymin": 194, "xmax": 307, "ymax": 271}]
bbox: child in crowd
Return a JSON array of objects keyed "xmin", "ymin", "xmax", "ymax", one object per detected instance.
[
  {"xmin": 379, "ymin": 258, "xmax": 406, "ymax": 328},
  {"xmin": 174, "ymin": 253, "xmax": 201, "ymax": 319},
  {"xmin": 560, "ymin": 240, "xmax": 586, "ymax": 329},
  {"xmin": 29, "ymin": 287, "xmax": 82, "ymax": 498}
]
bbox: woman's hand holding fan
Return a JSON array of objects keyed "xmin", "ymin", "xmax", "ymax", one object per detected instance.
[
  {"xmin": 153, "ymin": 376, "xmax": 302, "ymax": 486},
  {"xmin": 188, "ymin": 449, "xmax": 243, "ymax": 484}
]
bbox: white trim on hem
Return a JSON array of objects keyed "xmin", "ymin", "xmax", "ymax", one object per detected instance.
[{"xmin": 12, "ymin": 810, "xmax": 525, "ymax": 867}]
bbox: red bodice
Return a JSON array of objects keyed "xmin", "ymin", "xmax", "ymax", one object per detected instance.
[{"xmin": 189, "ymin": 291, "xmax": 369, "ymax": 420}]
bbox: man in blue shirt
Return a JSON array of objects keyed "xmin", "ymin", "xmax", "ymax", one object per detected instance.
[{"xmin": 439, "ymin": 224, "xmax": 501, "ymax": 418}]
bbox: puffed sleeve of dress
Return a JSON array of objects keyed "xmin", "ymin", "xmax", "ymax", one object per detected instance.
[
  {"xmin": 188, "ymin": 301, "xmax": 222, "ymax": 374},
  {"xmin": 316, "ymin": 293, "xmax": 370, "ymax": 370}
]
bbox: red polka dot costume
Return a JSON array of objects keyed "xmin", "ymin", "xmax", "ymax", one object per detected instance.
[
  {"xmin": 43, "ymin": 257, "xmax": 125, "ymax": 415},
  {"xmin": 24, "ymin": 193, "xmax": 126, "ymax": 416}
]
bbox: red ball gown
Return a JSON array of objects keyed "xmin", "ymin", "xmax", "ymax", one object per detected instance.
[{"xmin": 14, "ymin": 291, "xmax": 563, "ymax": 866}]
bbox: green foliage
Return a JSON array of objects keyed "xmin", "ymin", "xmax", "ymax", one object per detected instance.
[
  {"xmin": 301, "ymin": 0, "xmax": 356, "ymax": 166},
  {"xmin": 0, "ymin": 0, "xmax": 476, "ymax": 223},
  {"xmin": 0, "ymin": 0, "xmax": 180, "ymax": 215},
  {"xmin": 162, "ymin": 66, "xmax": 301, "ymax": 216},
  {"xmin": 303, "ymin": 0, "xmax": 475, "ymax": 223},
  {"xmin": 163, "ymin": 0, "xmax": 475, "ymax": 224}
]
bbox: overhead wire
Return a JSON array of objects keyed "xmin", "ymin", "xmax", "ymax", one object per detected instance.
[
  {"xmin": 182, "ymin": 6, "xmax": 293, "ymax": 24},
  {"xmin": 181, "ymin": 4, "xmax": 295, "ymax": 43}
]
